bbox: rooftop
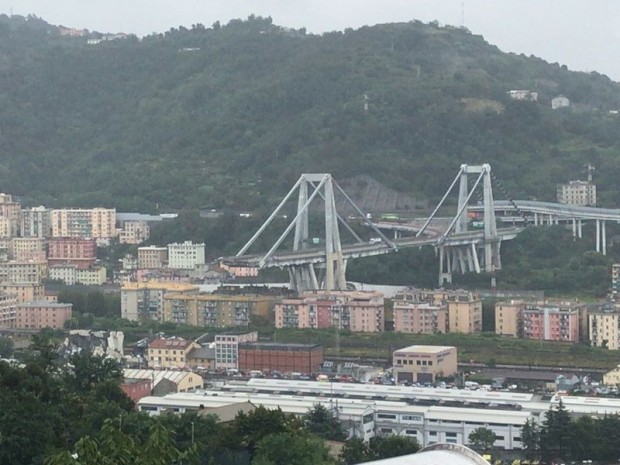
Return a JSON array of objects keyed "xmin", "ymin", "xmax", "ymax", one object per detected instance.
[
  {"xmin": 149, "ymin": 338, "xmax": 196, "ymax": 350},
  {"xmin": 239, "ymin": 342, "xmax": 322, "ymax": 351},
  {"xmin": 394, "ymin": 345, "xmax": 456, "ymax": 354}
]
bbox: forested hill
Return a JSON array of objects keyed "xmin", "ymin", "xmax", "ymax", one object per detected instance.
[{"xmin": 2, "ymin": 14, "xmax": 620, "ymax": 212}]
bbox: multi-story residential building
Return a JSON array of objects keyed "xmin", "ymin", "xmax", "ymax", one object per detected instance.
[
  {"xmin": 76, "ymin": 266, "xmax": 107, "ymax": 285},
  {"xmin": 147, "ymin": 337, "xmax": 200, "ymax": 369},
  {"xmin": 274, "ymin": 291, "xmax": 385, "ymax": 332},
  {"xmin": 51, "ymin": 208, "xmax": 117, "ymax": 241},
  {"xmin": 522, "ymin": 303, "xmax": 580, "ymax": 342},
  {"xmin": 163, "ymin": 293, "xmax": 274, "ymax": 327},
  {"xmin": 119, "ymin": 220, "xmax": 150, "ymax": 245},
  {"xmin": 392, "ymin": 345, "xmax": 458, "ymax": 384},
  {"xmin": 10, "ymin": 237, "xmax": 46, "ymax": 261},
  {"xmin": 589, "ymin": 304, "xmax": 620, "ymax": 350},
  {"xmin": 0, "ymin": 260, "xmax": 48, "ymax": 284},
  {"xmin": 0, "ymin": 293, "xmax": 17, "ymax": 328},
  {"xmin": 121, "ymin": 281, "xmax": 198, "ymax": 321},
  {"xmin": 495, "ymin": 301, "xmax": 525, "ymax": 337},
  {"xmin": 48, "ymin": 237, "xmax": 97, "ymax": 269},
  {"xmin": 49, "ymin": 265, "xmax": 78, "ymax": 285},
  {"xmin": 392, "ymin": 289, "xmax": 481, "ymax": 335},
  {"xmin": 20, "ymin": 206, "xmax": 52, "ymax": 238},
  {"xmin": 0, "ymin": 283, "xmax": 45, "ymax": 304},
  {"xmin": 137, "ymin": 246, "xmax": 168, "ymax": 269},
  {"xmin": 557, "ymin": 180, "xmax": 596, "ymax": 206},
  {"xmin": 613, "ymin": 264, "xmax": 620, "ymax": 300},
  {"xmin": 447, "ymin": 292, "xmax": 482, "ymax": 334},
  {"xmin": 167, "ymin": 241, "xmax": 206, "ymax": 269},
  {"xmin": 0, "ymin": 193, "xmax": 21, "ymax": 237},
  {"xmin": 214, "ymin": 331, "xmax": 258, "ymax": 370},
  {"xmin": 219, "ymin": 262, "xmax": 259, "ymax": 277},
  {"xmin": 14, "ymin": 301, "xmax": 72, "ymax": 329}
]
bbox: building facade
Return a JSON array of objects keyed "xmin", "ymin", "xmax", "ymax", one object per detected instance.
[
  {"xmin": 392, "ymin": 345, "xmax": 458, "ymax": 384},
  {"xmin": 47, "ymin": 237, "xmax": 97, "ymax": 269},
  {"xmin": 495, "ymin": 301, "xmax": 525, "ymax": 337},
  {"xmin": 556, "ymin": 180, "xmax": 596, "ymax": 206},
  {"xmin": 118, "ymin": 220, "xmax": 150, "ymax": 245},
  {"xmin": 0, "ymin": 293, "xmax": 17, "ymax": 328},
  {"xmin": 137, "ymin": 246, "xmax": 168, "ymax": 270},
  {"xmin": 238, "ymin": 342, "xmax": 323, "ymax": 375},
  {"xmin": 51, "ymin": 208, "xmax": 117, "ymax": 240},
  {"xmin": 274, "ymin": 291, "xmax": 385, "ymax": 332},
  {"xmin": 589, "ymin": 304, "xmax": 620, "ymax": 350},
  {"xmin": 215, "ymin": 331, "xmax": 259, "ymax": 370},
  {"xmin": 14, "ymin": 301, "xmax": 72, "ymax": 329},
  {"xmin": 522, "ymin": 303, "xmax": 580, "ymax": 342},
  {"xmin": 10, "ymin": 238, "xmax": 46, "ymax": 261},
  {"xmin": 0, "ymin": 260, "xmax": 48, "ymax": 284},
  {"xmin": 167, "ymin": 241, "xmax": 206, "ymax": 269},
  {"xmin": 121, "ymin": 282, "xmax": 198, "ymax": 321},
  {"xmin": 0, "ymin": 283, "xmax": 45, "ymax": 304},
  {"xmin": 147, "ymin": 337, "xmax": 201, "ymax": 369},
  {"xmin": 163, "ymin": 293, "xmax": 273, "ymax": 327},
  {"xmin": 20, "ymin": 206, "xmax": 52, "ymax": 238}
]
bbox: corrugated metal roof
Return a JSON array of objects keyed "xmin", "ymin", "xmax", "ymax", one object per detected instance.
[{"xmin": 123, "ymin": 369, "xmax": 202, "ymax": 388}]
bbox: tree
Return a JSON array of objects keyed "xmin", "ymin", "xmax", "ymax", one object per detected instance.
[
  {"xmin": 521, "ymin": 418, "xmax": 540, "ymax": 461},
  {"xmin": 468, "ymin": 427, "xmax": 496, "ymax": 453},
  {"xmin": 339, "ymin": 437, "xmax": 371, "ymax": 465},
  {"xmin": 252, "ymin": 432, "xmax": 334, "ymax": 465},
  {"xmin": 367, "ymin": 435, "xmax": 420, "ymax": 460},
  {"xmin": 539, "ymin": 399, "xmax": 572, "ymax": 463},
  {"xmin": 305, "ymin": 404, "xmax": 347, "ymax": 441},
  {"xmin": 0, "ymin": 336, "xmax": 14, "ymax": 358}
]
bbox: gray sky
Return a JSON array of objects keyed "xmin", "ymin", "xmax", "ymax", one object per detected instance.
[{"xmin": 2, "ymin": 0, "xmax": 619, "ymax": 81}]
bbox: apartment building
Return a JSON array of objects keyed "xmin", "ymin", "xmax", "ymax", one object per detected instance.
[
  {"xmin": 163, "ymin": 293, "xmax": 274, "ymax": 327},
  {"xmin": 0, "ymin": 193, "xmax": 21, "ymax": 237},
  {"xmin": 49, "ymin": 265, "xmax": 78, "ymax": 285},
  {"xmin": 0, "ymin": 260, "xmax": 48, "ymax": 284},
  {"xmin": 0, "ymin": 283, "xmax": 45, "ymax": 304},
  {"xmin": 119, "ymin": 220, "xmax": 150, "ymax": 245},
  {"xmin": 274, "ymin": 290, "xmax": 385, "ymax": 332},
  {"xmin": 76, "ymin": 266, "xmax": 107, "ymax": 285},
  {"xmin": 392, "ymin": 345, "xmax": 458, "ymax": 384},
  {"xmin": 522, "ymin": 303, "xmax": 580, "ymax": 342},
  {"xmin": 557, "ymin": 180, "xmax": 596, "ymax": 206},
  {"xmin": 10, "ymin": 237, "xmax": 46, "ymax": 261},
  {"xmin": 0, "ymin": 293, "xmax": 17, "ymax": 328},
  {"xmin": 147, "ymin": 337, "xmax": 200, "ymax": 369},
  {"xmin": 495, "ymin": 301, "xmax": 525, "ymax": 337},
  {"xmin": 121, "ymin": 281, "xmax": 198, "ymax": 321},
  {"xmin": 447, "ymin": 292, "xmax": 482, "ymax": 334},
  {"xmin": 51, "ymin": 208, "xmax": 117, "ymax": 241},
  {"xmin": 613, "ymin": 264, "xmax": 620, "ymax": 299},
  {"xmin": 214, "ymin": 331, "xmax": 259, "ymax": 370},
  {"xmin": 589, "ymin": 304, "xmax": 620, "ymax": 350},
  {"xmin": 167, "ymin": 241, "xmax": 206, "ymax": 269},
  {"xmin": 137, "ymin": 246, "xmax": 168, "ymax": 269},
  {"xmin": 20, "ymin": 206, "xmax": 52, "ymax": 238},
  {"xmin": 14, "ymin": 301, "xmax": 72, "ymax": 329},
  {"xmin": 48, "ymin": 237, "xmax": 97, "ymax": 269}
]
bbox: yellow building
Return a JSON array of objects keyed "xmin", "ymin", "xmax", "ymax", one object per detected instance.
[
  {"xmin": 51, "ymin": 208, "xmax": 117, "ymax": 240},
  {"xmin": 589, "ymin": 306, "xmax": 620, "ymax": 350},
  {"xmin": 163, "ymin": 293, "xmax": 274, "ymax": 327},
  {"xmin": 0, "ymin": 260, "xmax": 48, "ymax": 284},
  {"xmin": 495, "ymin": 301, "xmax": 524, "ymax": 337},
  {"xmin": 137, "ymin": 246, "xmax": 168, "ymax": 269},
  {"xmin": 147, "ymin": 337, "xmax": 201, "ymax": 369},
  {"xmin": 447, "ymin": 292, "xmax": 482, "ymax": 334},
  {"xmin": 123, "ymin": 368, "xmax": 204, "ymax": 393},
  {"xmin": 604, "ymin": 365, "xmax": 620, "ymax": 386},
  {"xmin": 392, "ymin": 345, "xmax": 458, "ymax": 384},
  {"xmin": 0, "ymin": 283, "xmax": 45, "ymax": 303},
  {"xmin": 121, "ymin": 281, "xmax": 198, "ymax": 321}
]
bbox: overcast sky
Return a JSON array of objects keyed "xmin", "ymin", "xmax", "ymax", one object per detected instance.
[{"xmin": 2, "ymin": 0, "xmax": 619, "ymax": 81}]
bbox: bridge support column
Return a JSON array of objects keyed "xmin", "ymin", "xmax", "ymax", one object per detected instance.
[
  {"xmin": 602, "ymin": 221, "xmax": 607, "ymax": 256},
  {"xmin": 578, "ymin": 219, "xmax": 582, "ymax": 238},
  {"xmin": 438, "ymin": 246, "xmax": 452, "ymax": 286},
  {"xmin": 394, "ymin": 230, "xmax": 400, "ymax": 240},
  {"xmin": 596, "ymin": 219, "xmax": 601, "ymax": 253},
  {"xmin": 534, "ymin": 213, "xmax": 538, "ymax": 226},
  {"xmin": 572, "ymin": 218, "xmax": 577, "ymax": 239},
  {"xmin": 471, "ymin": 243, "xmax": 481, "ymax": 274}
]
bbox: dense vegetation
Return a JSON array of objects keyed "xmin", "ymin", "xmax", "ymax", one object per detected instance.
[
  {"xmin": 0, "ymin": 348, "xmax": 419, "ymax": 464},
  {"xmin": 1, "ymin": 14, "xmax": 620, "ymax": 212}
]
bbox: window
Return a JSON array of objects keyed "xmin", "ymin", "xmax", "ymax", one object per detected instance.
[
  {"xmin": 429, "ymin": 431, "xmax": 437, "ymax": 436},
  {"xmin": 377, "ymin": 413, "xmax": 397, "ymax": 420}
]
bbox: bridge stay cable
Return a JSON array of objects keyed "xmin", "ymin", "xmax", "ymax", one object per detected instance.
[
  {"xmin": 489, "ymin": 171, "xmax": 530, "ymax": 226},
  {"xmin": 416, "ymin": 165, "xmax": 465, "ymax": 237}
]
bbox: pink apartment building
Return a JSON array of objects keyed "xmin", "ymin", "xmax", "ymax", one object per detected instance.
[
  {"xmin": 522, "ymin": 304, "xmax": 580, "ymax": 342},
  {"xmin": 393, "ymin": 302, "xmax": 447, "ymax": 334},
  {"xmin": 15, "ymin": 301, "xmax": 72, "ymax": 330},
  {"xmin": 48, "ymin": 237, "xmax": 97, "ymax": 269},
  {"xmin": 274, "ymin": 291, "xmax": 384, "ymax": 332}
]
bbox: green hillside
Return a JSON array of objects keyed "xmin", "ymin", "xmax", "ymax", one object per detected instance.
[{"xmin": 1, "ymin": 14, "xmax": 620, "ymax": 211}]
